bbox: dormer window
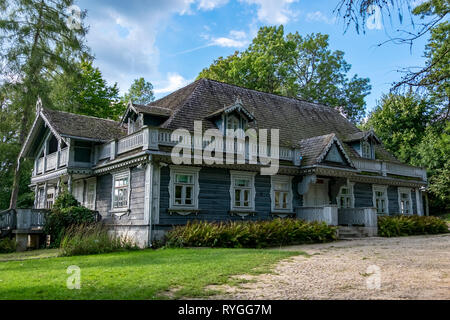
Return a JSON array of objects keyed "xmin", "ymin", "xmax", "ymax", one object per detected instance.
[
  {"xmin": 361, "ymin": 141, "xmax": 372, "ymax": 159},
  {"xmin": 226, "ymin": 114, "xmax": 243, "ymax": 135}
]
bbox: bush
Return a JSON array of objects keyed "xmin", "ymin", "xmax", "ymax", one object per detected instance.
[
  {"xmin": 60, "ymin": 223, "xmax": 138, "ymax": 256},
  {"xmin": 44, "ymin": 190, "xmax": 98, "ymax": 247},
  {"xmin": 378, "ymin": 215, "xmax": 449, "ymax": 237},
  {"xmin": 0, "ymin": 238, "xmax": 16, "ymax": 253},
  {"xmin": 165, "ymin": 219, "xmax": 338, "ymax": 248}
]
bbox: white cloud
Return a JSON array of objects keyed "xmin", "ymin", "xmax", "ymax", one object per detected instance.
[
  {"xmin": 154, "ymin": 73, "xmax": 192, "ymax": 95},
  {"xmin": 306, "ymin": 11, "xmax": 337, "ymax": 25},
  {"xmin": 241, "ymin": 0, "xmax": 298, "ymax": 24},
  {"xmin": 197, "ymin": 0, "xmax": 229, "ymax": 10}
]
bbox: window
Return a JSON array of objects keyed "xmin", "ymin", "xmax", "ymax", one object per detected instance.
[
  {"xmin": 36, "ymin": 187, "xmax": 45, "ymax": 209},
  {"xmin": 230, "ymin": 171, "xmax": 256, "ymax": 211},
  {"xmin": 227, "ymin": 115, "xmax": 240, "ymax": 133},
  {"xmin": 271, "ymin": 176, "xmax": 293, "ymax": 212},
  {"xmin": 373, "ymin": 185, "xmax": 389, "ymax": 214},
  {"xmin": 86, "ymin": 178, "xmax": 97, "ymax": 210},
  {"xmin": 398, "ymin": 187, "xmax": 412, "ymax": 215},
  {"xmin": 46, "ymin": 187, "xmax": 55, "ymax": 209},
  {"xmin": 337, "ymin": 182, "xmax": 354, "ymax": 208},
  {"xmin": 74, "ymin": 141, "xmax": 92, "ymax": 163},
  {"xmin": 361, "ymin": 141, "xmax": 372, "ymax": 159},
  {"xmin": 112, "ymin": 171, "xmax": 130, "ymax": 210},
  {"xmin": 169, "ymin": 166, "xmax": 200, "ymax": 209}
]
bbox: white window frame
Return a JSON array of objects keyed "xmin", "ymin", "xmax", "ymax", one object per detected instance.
[
  {"xmin": 85, "ymin": 177, "xmax": 97, "ymax": 210},
  {"xmin": 36, "ymin": 187, "xmax": 45, "ymax": 209},
  {"xmin": 111, "ymin": 169, "xmax": 131, "ymax": 212},
  {"xmin": 361, "ymin": 140, "xmax": 372, "ymax": 159},
  {"xmin": 336, "ymin": 181, "xmax": 355, "ymax": 208},
  {"xmin": 270, "ymin": 175, "xmax": 293, "ymax": 212},
  {"xmin": 373, "ymin": 185, "xmax": 389, "ymax": 214},
  {"xmin": 230, "ymin": 171, "xmax": 256, "ymax": 212},
  {"xmin": 168, "ymin": 166, "xmax": 200, "ymax": 210},
  {"xmin": 398, "ymin": 187, "xmax": 413, "ymax": 215}
]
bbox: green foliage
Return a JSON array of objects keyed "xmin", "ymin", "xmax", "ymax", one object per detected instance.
[
  {"xmin": 198, "ymin": 26, "xmax": 371, "ymax": 123},
  {"xmin": 44, "ymin": 190, "xmax": 98, "ymax": 247},
  {"xmin": 123, "ymin": 77, "xmax": 155, "ymax": 105},
  {"xmin": 49, "ymin": 59, "xmax": 126, "ymax": 120},
  {"xmin": 0, "ymin": 0, "xmax": 89, "ymax": 209},
  {"xmin": 165, "ymin": 219, "xmax": 337, "ymax": 248},
  {"xmin": 60, "ymin": 223, "xmax": 138, "ymax": 256},
  {"xmin": 0, "ymin": 238, "xmax": 16, "ymax": 253},
  {"xmin": 378, "ymin": 215, "xmax": 449, "ymax": 237},
  {"xmin": 365, "ymin": 93, "xmax": 432, "ymax": 163}
]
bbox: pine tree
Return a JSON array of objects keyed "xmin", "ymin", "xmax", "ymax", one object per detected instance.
[{"xmin": 0, "ymin": 0, "xmax": 89, "ymax": 209}]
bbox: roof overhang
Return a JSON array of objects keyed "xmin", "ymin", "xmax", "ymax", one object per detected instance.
[{"xmin": 19, "ymin": 108, "xmax": 67, "ymax": 159}]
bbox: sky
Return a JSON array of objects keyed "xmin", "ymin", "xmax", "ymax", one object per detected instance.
[{"xmin": 75, "ymin": 0, "xmax": 429, "ymax": 113}]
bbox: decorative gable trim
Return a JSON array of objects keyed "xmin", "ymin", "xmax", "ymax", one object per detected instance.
[
  {"xmin": 206, "ymin": 98, "xmax": 255, "ymax": 122},
  {"xmin": 318, "ymin": 135, "xmax": 355, "ymax": 168}
]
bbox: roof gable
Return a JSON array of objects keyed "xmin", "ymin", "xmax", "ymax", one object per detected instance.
[{"xmin": 298, "ymin": 133, "xmax": 354, "ymax": 168}]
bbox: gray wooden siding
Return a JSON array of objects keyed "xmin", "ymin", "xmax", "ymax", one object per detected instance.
[
  {"xmin": 158, "ymin": 167, "xmax": 300, "ymax": 226},
  {"xmin": 96, "ymin": 173, "xmax": 112, "ymax": 216},
  {"xmin": 129, "ymin": 166, "xmax": 145, "ymax": 221},
  {"xmin": 353, "ymin": 182, "xmax": 373, "ymax": 207},
  {"xmin": 95, "ymin": 166, "xmax": 145, "ymax": 222},
  {"xmin": 388, "ymin": 186, "xmax": 399, "ymax": 214}
]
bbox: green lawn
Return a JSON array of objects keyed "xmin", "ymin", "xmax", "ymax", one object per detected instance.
[{"xmin": 0, "ymin": 248, "xmax": 301, "ymax": 299}]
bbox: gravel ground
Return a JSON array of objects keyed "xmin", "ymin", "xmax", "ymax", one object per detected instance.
[{"xmin": 210, "ymin": 234, "xmax": 450, "ymax": 300}]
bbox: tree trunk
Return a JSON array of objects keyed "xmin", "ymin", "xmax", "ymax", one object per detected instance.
[{"xmin": 9, "ymin": 2, "xmax": 44, "ymax": 209}]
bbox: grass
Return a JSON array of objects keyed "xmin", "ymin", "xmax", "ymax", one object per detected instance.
[{"xmin": 0, "ymin": 248, "xmax": 301, "ymax": 300}]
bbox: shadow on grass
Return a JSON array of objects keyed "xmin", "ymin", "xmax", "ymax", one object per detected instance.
[{"xmin": 0, "ymin": 248, "xmax": 303, "ymax": 300}]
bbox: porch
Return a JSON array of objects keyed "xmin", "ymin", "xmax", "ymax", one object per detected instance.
[
  {"xmin": 0, "ymin": 208, "xmax": 48, "ymax": 251},
  {"xmin": 296, "ymin": 206, "xmax": 378, "ymax": 238}
]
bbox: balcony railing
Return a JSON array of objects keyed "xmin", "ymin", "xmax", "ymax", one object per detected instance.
[
  {"xmin": 353, "ymin": 158, "xmax": 427, "ymax": 181},
  {"xmin": 93, "ymin": 126, "xmax": 426, "ymax": 181},
  {"xmin": 34, "ymin": 147, "xmax": 68, "ymax": 175}
]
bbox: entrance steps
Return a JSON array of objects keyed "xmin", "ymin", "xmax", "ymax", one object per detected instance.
[{"xmin": 338, "ymin": 226, "xmax": 376, "ymax": 239}]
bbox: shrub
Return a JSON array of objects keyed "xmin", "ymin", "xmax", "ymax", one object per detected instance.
[
  {"xmin": 44, "ymin": 190, "xmax": 98, "ymax": 247},
  {"xmin": 378, "ymin": 215, "xmax": 449, "ymax": 237},
  {"xmin": 60, "ymin": 223, "xmax": 138, "ymax": 256},
  {"xmin": 0, "ymin": 238, "xmax": 16, "ymax": 253},
  {"xmin": 165, "ymin": 219, "xmax": 338, "ymax": 248}
]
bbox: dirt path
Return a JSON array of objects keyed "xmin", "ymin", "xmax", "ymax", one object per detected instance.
[{"xmin": 210, "ymin": 234, "xmax": 450, "ymax": 300}]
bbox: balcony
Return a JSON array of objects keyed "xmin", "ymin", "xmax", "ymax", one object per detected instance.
[
  {"xmin": 35, "ymin": 147, "xmax": 68, "ymax": 175},
  {"xmin": 352, "ymin": 158, "xmax": 427, "ymax": 181}
]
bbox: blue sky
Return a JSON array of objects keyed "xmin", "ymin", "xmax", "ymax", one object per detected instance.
[{"xmin": 76, "ymin": 0, "xmax": 429, "ymax": 114}]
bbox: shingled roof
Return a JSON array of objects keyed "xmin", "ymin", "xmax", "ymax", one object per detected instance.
[
  {"xmin": 41, "ymin": 108, "xmax": 126, "ymax": 142},
  {"xmin": 147, "ymin": 78, "xmax": 398, "ymax": 162}
]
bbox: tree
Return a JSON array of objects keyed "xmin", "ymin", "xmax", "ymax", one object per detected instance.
[
  {"xmin": 198, "ymin": 26, "xmax": 370, "ymax": 123},
  {"xmin": 365, "ymin": 93, "xmax": 432, "ymax": 163},
  {"xmin": 365, "ymin": 92, "xmax": 449, "ymax": 212},
  {"xmin": 123, "ymin": 77, "xmax": 155, "ymax": 105},
  {"xmin": 0, "ymin": 0, "xmax": 89, "ymax": 209},
  {"xmin": 50, "ymin": 59, "xmax": 126, "ymax": 120}
]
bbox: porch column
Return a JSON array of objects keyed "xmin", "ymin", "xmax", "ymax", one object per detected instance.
[
  {"xmin": 68, "ymin": 174, "xmax": 73, "ymax": 194},
  {"xmin": 43, "ymin": 182, "xmax": 48, "ymax": 209},
  {"xmin": 416, "ymin": 189, "xmax": 423, "ymax": 216},
  {"xmin": 34, "ymin": 185, "xmax": 39, "ymax": 209},
  {"xmin": 56, "ymin": 139, "xmax": 61, "ymax": 168}
]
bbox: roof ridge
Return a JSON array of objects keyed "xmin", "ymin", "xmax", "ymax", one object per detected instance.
[
  {"xmin": 201, "ymin": 78, "xmax": 340, "ymax": 112},
  {"xmin": 42, "ymin": 107, "xmax": 120, "ymax": 124}
]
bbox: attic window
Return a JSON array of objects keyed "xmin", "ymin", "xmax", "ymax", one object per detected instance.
[
  {"xmin": 361, "ymin": 141, "xmax": 372, "ymax": 159},
  {"xmin": 227, "ymin": 115, "xmax": 240, "ymax": 132}
]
